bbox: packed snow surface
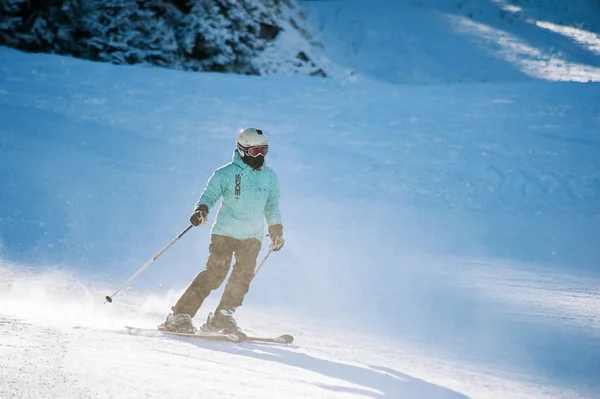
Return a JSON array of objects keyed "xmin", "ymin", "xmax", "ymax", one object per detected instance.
[{"xmin": 1, "ymin": 0, "xmax": 599, "ymax": 397}]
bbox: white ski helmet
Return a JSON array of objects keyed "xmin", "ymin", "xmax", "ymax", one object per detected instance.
[{"xmin": 237, "ymin": 128, "xmax": 268, "ymax": 158}]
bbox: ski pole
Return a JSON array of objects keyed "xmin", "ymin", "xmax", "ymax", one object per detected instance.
[
  {"xmin": 105, "ymin": 224, "xmax": 194, "ymax": 304},
  {"xmin": 254, "ymin": 249, "xmax": 272, "ymax": 277}
]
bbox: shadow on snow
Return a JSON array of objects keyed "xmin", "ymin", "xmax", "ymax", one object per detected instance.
[{"xmin": 169, "ymin": 337, "xmax": 468, "ymax": 399}]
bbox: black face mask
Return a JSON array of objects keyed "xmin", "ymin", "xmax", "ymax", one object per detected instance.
[{"xmin": 242, "ymin": 154, "xmax": 265, "ymax": 170}]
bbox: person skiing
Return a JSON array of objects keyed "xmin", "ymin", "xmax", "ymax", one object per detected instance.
[{"xmin": 161, "ymin": 128, "xmax": 284, "ymax": 334}]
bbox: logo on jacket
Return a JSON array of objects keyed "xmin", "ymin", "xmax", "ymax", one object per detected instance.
[{"xmin": 235, "ymin": 174, "xmax": 241, "ymax": 199}]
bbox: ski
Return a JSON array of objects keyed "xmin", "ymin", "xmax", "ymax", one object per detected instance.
[
  {"xmin": 242, "ymin": 333, "xmax": 294, "ymax": 344},
  {"xmin": 202, "ymin": 311, "xmax": 294, "ymax": 344},
  {"xmin": 125, "ymin": 326, "xmax": 294, "ymax": 344},
  {"xmin": 125, "ymin": 326, "xmax": 242, "ymax": 342}
]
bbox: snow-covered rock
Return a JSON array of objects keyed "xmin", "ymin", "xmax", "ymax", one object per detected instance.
[{"xmin": 0, "ymin": 0, "xmax": 331, "ymax": 77}]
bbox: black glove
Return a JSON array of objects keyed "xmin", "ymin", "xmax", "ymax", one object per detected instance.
[
  {"xmin": 190, "ymin": 204, "xmax": 209, "ymax": 227},
  {"xmin": 268, "ymin": 224, "xmax": 284, "ymax": 251}
]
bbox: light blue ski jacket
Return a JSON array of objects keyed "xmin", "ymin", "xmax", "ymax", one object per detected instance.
[{"xmin": 196, "ymin": 151, "xmax": 282, "ymax": 241}]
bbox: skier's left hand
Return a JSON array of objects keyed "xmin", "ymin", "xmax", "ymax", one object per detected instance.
[{"xmin": 268, "ymin": 224, "xmax": 284, "ymax": 251}]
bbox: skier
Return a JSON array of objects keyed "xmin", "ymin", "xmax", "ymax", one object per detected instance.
[{"xmin": 161, "ymin": 128, "xmax": 284, "ymax": 334}]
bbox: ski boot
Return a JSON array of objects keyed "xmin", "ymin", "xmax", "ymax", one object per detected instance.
[
  {"xmin": 201, "ymin": 309, "xmax": 241, "ymax": 334},
  {"xmin": 160, "ymin": 313, "xmax": 196, "ymax": 333}
]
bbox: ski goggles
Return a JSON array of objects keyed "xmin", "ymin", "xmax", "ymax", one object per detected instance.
[{"xmin": 239, "ymin": 144, "xmax": 268, "ymax": 157}]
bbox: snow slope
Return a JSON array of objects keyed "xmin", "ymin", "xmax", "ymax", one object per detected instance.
[
  {"xmin": 303, "ymin": 0, "xmax": 600, "ymax": 84},
  {"xmin": 1, "ymin": 262, "xmax": 598, "ymax": 399},
  {"xmin": 1, "ymin": 0, "xmax": 600, "ymax": 398}
]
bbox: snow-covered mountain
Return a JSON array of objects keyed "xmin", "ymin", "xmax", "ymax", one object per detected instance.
[{"xmin": 1, "ymin": 0, "xmax": 599, "ymax": 398}]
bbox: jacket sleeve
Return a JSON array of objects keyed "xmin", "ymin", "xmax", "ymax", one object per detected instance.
[
  {"xmin": 196, "ymin": 170, "xmax": 222, "ymax": 210},
  {"xmin": 264, "ymin": 173, "xmax": 282, "ymax": 226}
]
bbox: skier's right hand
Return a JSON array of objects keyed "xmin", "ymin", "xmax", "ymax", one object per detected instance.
[{"xmin": 190, "ymin": 205, "xmax": 209, "ymax": 227}]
